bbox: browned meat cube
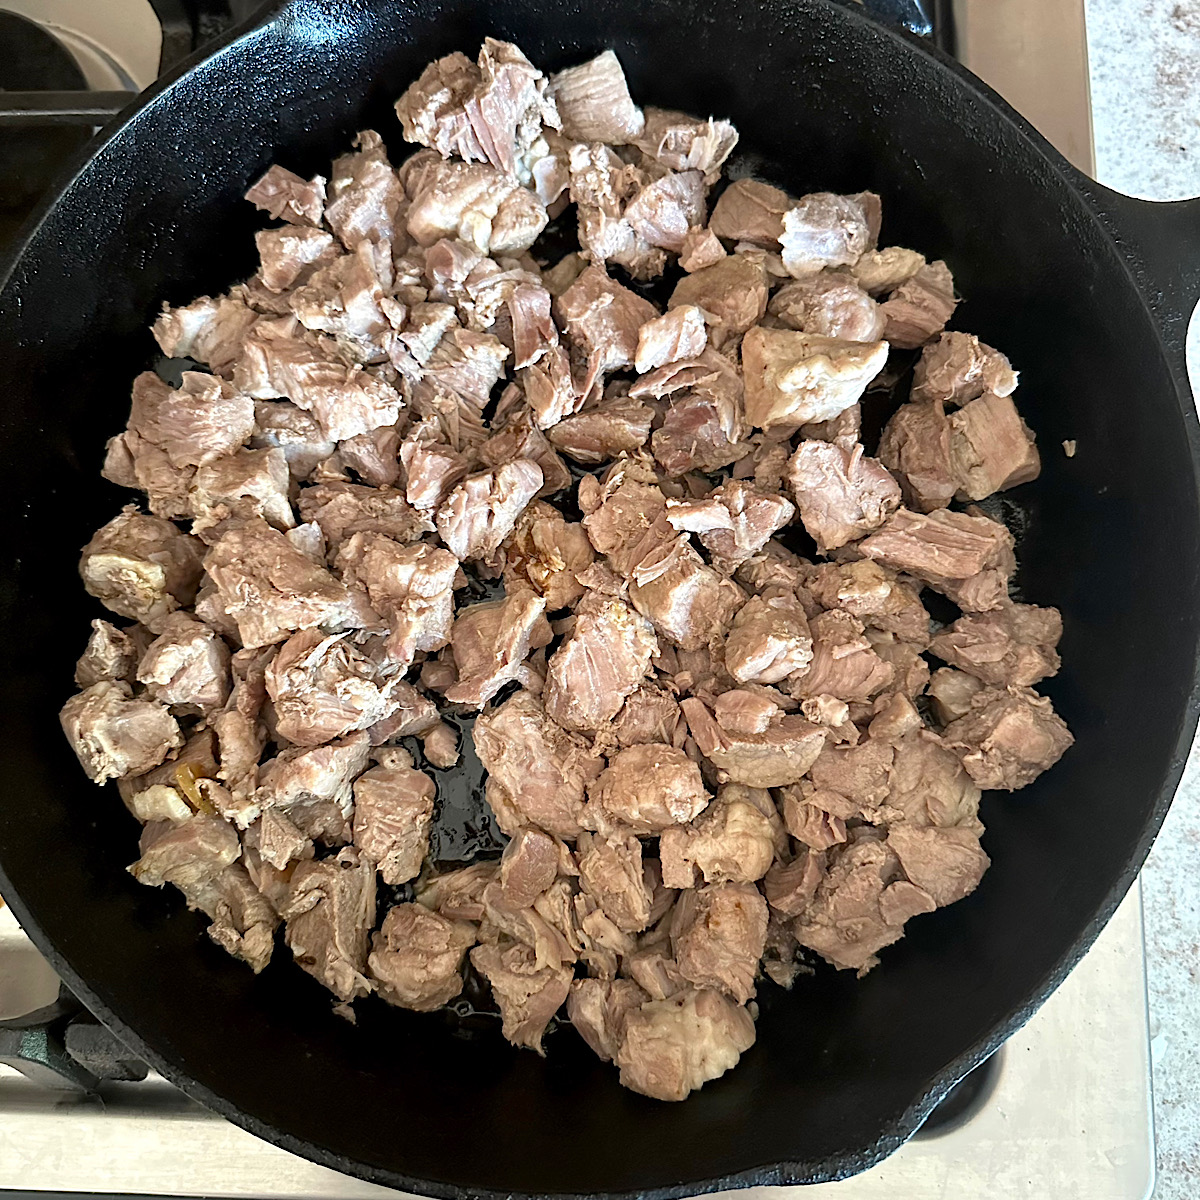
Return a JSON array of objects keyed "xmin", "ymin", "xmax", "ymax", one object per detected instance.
[
  {"xmin": 255, "ymin": 732, "xmax": 372, "ymax": 845},
  {"xmin": 810, "ymin": 737, "xmax": 895, "ymax": 810},
  {"xmin": 286, "ymin": 240, "xmax": 393, "ymax": 356},
  {"xmin": 780, "ymin": 783, "xmax": 849, "ymax": 851},
  {"xmin": 473, "ymin": 690, "xmax": 603, "ymax": 838},
  {"xmin": 250, "ymin": 401, "xmax": 336, "ymax": 482},
  {"xmin": 867, "ymin": 692, "xmax": 923, "ymax": 743},
  {"xmin": 568, "ymin": 977, "xmax": 648, "ymax": 1062},
  {"xmin": 503, "ymin": 501, "xmax": 594, "ymax": 610},
  {"xmin": 787, "ymin": 440, "xmax": 900, "ymax": 551},
  {"xmin": 577, "ymin": 830, "xmax": 652, "ymax": 934},
  {"xmin": 629, "ymin": 540, "xmax": 745, "ymax": 650},
  {"xmin": 768, "ymin": 272, "xmax": 884, "ymax": 343},
  {"xmin": 668, "ymin": 254, "xmax": 767, "ymax": 348},
  {"xmin": 713, "ymin": 689, "xmax": 781, "ymax": 735},
  {"xmin": 80, "ymin": 507, "xmax": 204, "ymax": 631},
  {"xmin": 887, "ymin": 824, "xmax": 990, "ymax": 908},
  {"xmin": 589, "ymin": 742, "xmax": 709, "ymax": 833},
  {"xmin": 443, "ymin": 589, "xmax": 549, "ymax": 707},
  {"xmin": 189, "ymin": 446, "xmax": 295, "ymax": 537},
  {"xmin": 417, "ymin": 862, "xmax": 498, "ymax": 923},
  {"xmin": 283, "ymin": 846, "xmax": 376, "ymax": 1003},
  {"xmin": 926, "ymin": 667, "xmax": 987, "ymax": 726},
  {"xmin": 790, "ymin": 609, "xmax": 895, "ymax": 703},
  {"xmin": 660, "ymin": 783, "xmax": 780, "ymax": 886},
  {"xmin": 708, "ymin": 178, "xmax": 792, "ymax": 247},
  {"xmin": 544, "ymin": 594, "xmax": 656, "ymax": 732},
  {"xmin": 550, "ymin": 49, "xmax": 642, "ymax": 142},
  {"xmin": 436, "ymin": 460, "xmax": 543, "ymax": 562},
  {"xmin": 778, "ymin": 192, "xmax": 876, "ymax": 279},
  {"xmin": 679, "ymin": 226, "xmax": 727, "ymax": 272},
  {"xmin": 943, "ymin": 686, "xmax": 1073, "ymax": 791},
  {"xmin": 130, "ymin": 815, "xmax": 241, "ymax": 893},
  {"xmin": 244, "ymin": 807, "xmax": 311, "ymax": 872},
  {"xmin": 506, "ymin": 282, "xmax": 557, "ymax": 370},
  {"xmin": 418, "ymin": 720, "xmax": 460, "ymax": 768},
  {"xmin": 635, "ymin": 305, "xmax": 708, "ymax": 374},
  {"xmin": 519, "ymin": 343, "xmax": 582, "ymax": 430},
  {"xmin": 244, "ymin": 164, "xmax": 326, "ymax": 226},
  {"xmin": 75, "ymin": 619, "xmax": 141, "ymax": 688},
  {"xmin": 615, "ymin": 986, "xmax": 754, "ymax": 1101},
  {"xmin": 152, "ymin": 291, "xmax": 261, "ymax": 377},
  {"xmin": 886, "ymin": 729, "xmax": 983, "ymax": 831},
  {"xmin": 127, "ymin": 371, "xmax": 255, "ymax": 470},
  {"xmin": 929, "ymin": 602, "xmax": 1062, "ymax": 688},
  {"xmin": 255, "ymin": 225, "xmax": 338, "ymax": 293},
  {"xmin": 189, "ymin": 863, "xmax": 280, "ymax": 973},
  {"xmin": 61, "ymin": 681, "xmax": 182, "ymax": 784},
  {"xmin": 651, "ymin": 388, "xmax": 748, "ymax": 477},
  {"xmin": 624, "ymin": 170, "xmax": 707, "ymax": 255},
  {"xmin": 547, "ymin": 393, "xmax": 654, "ymax": 465},
  {"xmin": 878, "ymin": 400, "xmax": 956, "ymax": 513},
  {"xmin": 682, "ymin": 697, "xmax": 825, "ymax": 787},
  {"xmin": 204, "ymin": 518, "xmax": 376, "ymax": 649},
  {"xmin": 499, "ymin": 827, "xmax": 560, "ymax": 909},
  {"xmin": 136, "ymin": 612, "xmax": 230, "ymax": 716},
  {"xmin": 612, "ymin": 682, "xmax": 683, "ymax": 748},
  {"xmin": 724, "ymin": 591, "xmax": 813, "ymax": 685},
  {"xmin": 671, "ymin": 882, "xmax": 767, "ymax": 1003},
  {"xmin": 878, "ymin": 260, "xmax": 957, "ymax": 349},
  {"xmin": 859, "ymin": 507, "xmax": 1015, "ymax": 613},
  {"xmin": 399, "ymin": 424, "xmax": 471, "ymax": 511},
  {"xmin": 470, "ymin": 940, "xmax": 573, "ymax": 1054},
  {"xmin": 666, "ymin": 481, "xmax": 795, "ymax": 575},
  {"xmin": 368, "ymin": 902, "xmax": 476, "ymax": 1012},
  {"xmin": 554, "ymin": 265, "xmax": 659, "ymax": 376},
  {"xmin": 948, "ymin": 393, "xmax": 1041, "ymax": 500},
  {"xmin": 581, "ymin": 475, "xmax": 677, "ymax": 576},
  {"xmin": 742, "ymin": 326, "xmax": 888, "ymax": 430},
  {"xmin": 850, "ymin": 246, "xmax": 926, "ymax": 295},
  {"xmin": 349, "ymin": 759, "xmax": 434, "ymax": 886},
  {"xmin": 636, "ymin": 107, "xmax": 739, "ymax": 183},
  {"xmin": 805, "ymin": 559, "xmax": 930, "ymax": 644},
  {"xmin": 423, "ymin": 327, "xmax": 511, "ymax": 407},
  {"xmin": 911, "ymin": 331, "xmax": 1018, "ymax": 407},
  {"xmin": 763, "ymin": 849, "xmax": 826, "ymax": 918}
]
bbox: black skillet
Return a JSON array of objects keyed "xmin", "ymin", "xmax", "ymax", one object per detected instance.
[{"xmin": 0, "ymin": 0, "xmax": 1198, "ymax": 1194}]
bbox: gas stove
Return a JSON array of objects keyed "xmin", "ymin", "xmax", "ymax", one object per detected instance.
[{"xmin": 0, "ymin": 2, "xmax": 1150, "ymax": 1198}]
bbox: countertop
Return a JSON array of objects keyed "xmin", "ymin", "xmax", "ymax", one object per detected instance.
[{"xmin": 1086, "ymin": 2, "xmax": 1200, "ymax": 1197}]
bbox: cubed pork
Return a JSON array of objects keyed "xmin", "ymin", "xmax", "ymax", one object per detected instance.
[
  {"xmin": 368, "ymin": 902, "xmax": 476, "ymax": 1011},
  {"xmin": 61, "ymin": 681, "xmax": 182, "ymax": 784},
  {"xmin": 443, "ymin": 589, "xmax": 549, "ymax": 707},
  {"xmin": 671, "ymin": 883, "xmax": 767, "ymax": 1004},
  {"xmin": 588, "ymin": 742, "xmax": 709, "ymax": 833},
  {"xmin": 786, "ymin": 439, "xmax": 900, "ymax": 551}
]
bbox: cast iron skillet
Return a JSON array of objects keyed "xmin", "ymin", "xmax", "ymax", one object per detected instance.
[{"xmin": 0, "ymin": 0, "xmax": 1198, "ymax": 1194}]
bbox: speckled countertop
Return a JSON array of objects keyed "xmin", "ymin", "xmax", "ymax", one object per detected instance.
[{"xmin": 1086, "ymin": 2, "xmax": 1200, "ymax": 1196}]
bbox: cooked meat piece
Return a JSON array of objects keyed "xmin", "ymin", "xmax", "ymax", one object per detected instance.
[
  {"xmin": 423, "ymin": 328, "xmax": 511, "ymax": 411},
  {"xmin": 763, "ymin": 849, "xmax": 826, "ymax": 918},
  {"xmin": 255, "ymin": 731, "xmax": 371, "ymax": 844},
  {"xmin": 810, "ymin": 738, "xmax": 895, "ymax": 809},
  {"xmin": 877, "ymin": 400, "xmax": 957, "ymax": 512},
  {"xmin": 629, "ymin": 540, "xmax": 745, "ymax": 651},
  {"xmin": 779, "ymin": 192, "xmax": 875, "ymax": 278},
  {"xmin": 624, "ymin": 170, "xmax": 707, "ymax": 254},
  {"xmin": 255, "ymin": 225, "xmax": 338, "ymax": 293},
  {"xmin": 859, "ymin": 507, "xmax": 1015, "ymax": 612},
  {"xmin": 75, "ymin": 619, "xmax": 141, "ymax": 688},
  {"xmin": 443, "ymin": 589, "xmax": 549, "ymax": 706},
  {"xmin": 503, "ymin": 501, "xmax": 594, "ymax": 610},
  {"xmin": 636, "ymin": 108, "xmax": 739, "ymax": 183},
  {"xmin": 126, "ymin": 371, "xmax": 255, "ymax": 470},
  {"xmin": 436, "ymin": 460, "xmax": 543, "ymax": 562},
  {"xmin": 61, "ymin": 682, "xmax": 182, "ymax": 784},
  {"xmin": 417, "ymin": 862, "xmax": 498, "ymax": 923},
  {"xmin": 506, "ymin": 282, "xmax": 557, "ymax": 370},
  {"xmin": 798, "ymin": 402, "xmax": 862, "ymax": 446},
  {"xmin": 136, "ymin": 612, "xmax": 230, "ymax": 716},
  {"xmin": 188, "ymin": 862, "xmax": 280, "ymax": 973},
  {"xmin": 283, "ymin": 846, "xmax": 376, "ymax": 1003},
  {"xmin": 679, "ymin": 225, "xmax": 727, "ymax": 273},
  {"xmin": 554, "ymin": 264, "xmax": 659, "ymax": 378},
  {"xmin": 724, "ymin": 590, "xmax": 813, "ymax": 685},
  {"xmin": 651, "ymin": 386, "xmax": 748, "ymax": 477},
  {"xmin": 103, "ymin": 427, "xmax": 196, "ymax": 520},
  {"xmin": 245, "ymin": 163, "xmax": 327, "ymax": 225},
  {"xmin": 285, "ymin": 239, "xmax": 393, "ymax": 357},
  {"xmin": 878, "ymin": 260, "xmax": 957, "ymax": 349},
  {"xmin": 668, "ymin": 254, "xmax": 767, "ymax": 348},
  {"xmin": 250, "ymin": 401, "xmax": 336, "ymax": 482},
  {"xmin": 405, "ymin": 153, "xmax": 548, "ymax": 255},
  {"xmin": 713, "ymin": 689, "xmax": 781, "ymax": 735},
  {"xmin": 398, "ymin": 423, "xmax": 471, "ymax": 511},
  {"xmin": 886, "ymin": 729, "xmax": 983, "ymax": 831},
  {"xmin": 887, "ymin": 824, "xmax": 990, "ymax": 908},
  {"xmin": 850, "ymin": 246, "xmax": 926, "ymax": 295},
  {"xmin": 367, "ymin": 682, "xmax": 440, "ymax": 745},
  {"xmin": 805, "ymin": 559, "xmax": 930, "ymax": 644},
  {"xmin": 671, "ymin": 883, "xmax": 766, "ymax": 1004},
  {"xmin": 635, "ymin": 305, "xmax": 708, "ymax": 374},
  {"xmin": 473, "ymin": 690, "xmax": 603, "ymax": 837},
  {"xmin": 500, "ymin": 827, "xmax": 560, "ymax": 908},
  {"xmin": 188, "ymin": 446, "xmax": 295, "ymax": 537},
  {"xmin": 733, "ymin": 538, "xmax": 812, "ymax": 597},
  {"xmin": 709, "ymin": 178, "xmax": 791, "ymax": 247},
  {"xmin": 910, "ymin": 331, "xmax": 1018, "ymax": 406},
  {"xmin": 334, "ymin": 425, "xmax": 402, "ymax": 490},
  {"xmin": 478, "ymin": 410, "xmax": 571, "ymax": 498},
  {"xmin": 470, "ymin": 940, "xmax": 572, "ymax": 1054},
  {"xmin": 780, "ymin": 783, "xmax": 849, "ymax": 851},
  {"xmin": 928, "ymin": 602, "xmax": 1061, "ymax": 688},
  {"xmin": 660, "ymin": 784, "xmax": 779, "ymax": 886},
  {"xmin": 866, "ymin": 691, "xmax": 922, "ymax": 743},
  {"xmin": 324, "ymin": 130, "xmax": 404, "ymax": 248},
  {"xmin": 204, "ymin": 517, "xmax": 376, "ymax": 649},
  {"xmin": 577, "ymin": 830, "xmax": 652, "ymax": 933},
  {"xmin": 550, "ymin": 50, "xmax": 643, "ymax": 142},
  {"xmin": 742, "ymin": 326, "xmax": 888, "ymax": 431},
  {"xmin": 580, "ymin": 475, "xmax": 677, "ymax": 576},
  {"xmin": 666, "ymin": 481, "xmax": 795, "ymax": 575},
  {"xmin": 612, "ymin": 682, "xmax": 683, "ymax": 748},
  {"xmin": 568, "ymin": 977, "xmax": 648, "ymax": 1062},
  {"xmin": 368, "ymin": 902, "xmax": 476, "ymax": 1011},
  {"xmin": 943, "ymin": 686, "xmax": 1073, "ymax": 791},
  {"xmin": 790, "ymin": 609, "xmax": 894, "ymax": 703},
  {"xmin": 682, "ymin": 696, "xmax": 825, "ymax": 787},
  {"xmin": 481, "ymin": 882, "xmax": 581, "ymax": 971},
  {"xmin": 152, "ymin": 291, "xmax": 261, "ymax": 376},
  {"xmin": 948, "ymin": 392, "xmax": 1041, "ymax": 500},
  {"xmin": 245, "ymin": 807, "xmax": 312, "ymax": 871},
  {"xmin": 927, "ymin": 667, "xmax": 987, "ymax": 726},
  {"xmin": 589, "ymin": 742, "xmax": 709, "ymax": 833},
  {"xmin": 768, "ymin": 271, "xmax": 885, "ymax": 342},
  {"xmin": 547, "ymin": 393, "xmax": 654, "ymax": 465},
  {"xmin": 130, "ymin": 815, "xmax": 240, "ymax": 895},
  {"xmin": 518, "ymin": 342, "xmax": 582, "ymax": 430},
  {"xmin": 400, "ymin": 301, "xmax": 458, "ymax": 364},
  {"xmin": 80, "ymin": 507, "xmax": 204, "ymax": 630},
  {"xmin": 787, "ymin": 440, "xmax": 900, "ymax": 551}
]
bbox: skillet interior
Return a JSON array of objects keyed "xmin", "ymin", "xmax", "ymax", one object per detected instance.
[{"xmin": 0, "ymin": 0, "xmax": 1197, "ymax": 1193}]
